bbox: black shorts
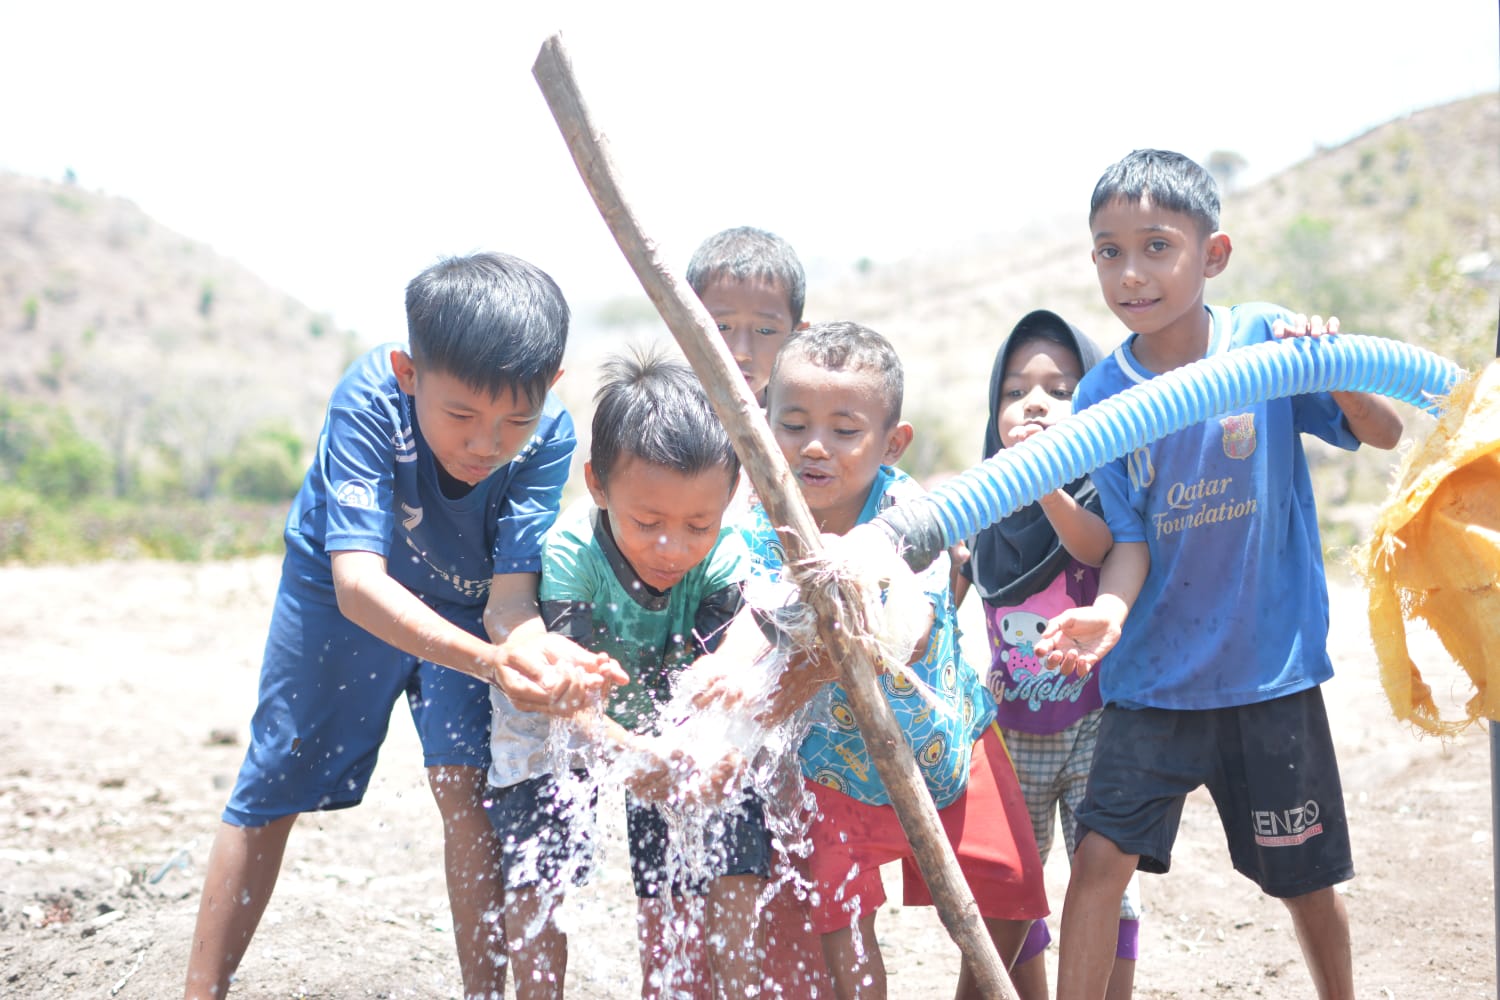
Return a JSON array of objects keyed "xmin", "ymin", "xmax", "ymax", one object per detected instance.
[
  {"xmin": 1078, "ymin": 686, "xmax": 1354, "ymax": 898},
  {"xmin": 485, "ymin": 771, "xmax": 596, "ymax": 892},
  {"xmin": 626, "ymin": 792, "xmax": 772, "ymax": 899}
]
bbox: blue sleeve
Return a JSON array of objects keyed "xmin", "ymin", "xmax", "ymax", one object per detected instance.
[
  {"xmin": 321, "ymin": 401, "xmax": 400, "ymax": 556},
  {"xmin": 493, "ymin": 403, "xmax": 576, "ymax": 576},
  {"xmin": 1293, "ymin": 391, "xmax": 1360, "ymax": 450}
]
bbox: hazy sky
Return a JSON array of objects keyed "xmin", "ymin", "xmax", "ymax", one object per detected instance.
[{"xmin": 6, "ymin": 1, "xmax": 1497, "ymax": 340}]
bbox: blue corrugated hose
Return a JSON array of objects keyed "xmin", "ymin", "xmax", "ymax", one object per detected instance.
[{"xmin": 873, "ymin": 334, "xmax": 1463, "ymax": 571}]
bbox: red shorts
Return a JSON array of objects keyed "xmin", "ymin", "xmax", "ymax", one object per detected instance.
[{"xmin": 804, "ymin": 724, "xmax": 1048, "ymax": 934}]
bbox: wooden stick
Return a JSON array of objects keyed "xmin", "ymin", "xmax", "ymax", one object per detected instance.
[{"xmin": 533, "ymin": 32, "xmax": 1017, "ymax": 999}]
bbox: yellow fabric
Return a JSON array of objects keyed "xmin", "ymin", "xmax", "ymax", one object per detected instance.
[{"xmin": 1357, "ymin": 359, "xmax": 1500, "ymax": 735}]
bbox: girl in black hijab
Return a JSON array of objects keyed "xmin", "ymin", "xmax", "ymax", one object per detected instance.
[{"xmin": 954, "ymin": 309, "xmax": 1142, "ymax": 1000}]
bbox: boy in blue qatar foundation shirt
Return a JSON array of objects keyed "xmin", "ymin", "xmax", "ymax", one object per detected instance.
[{"xmin": 1037, "ymin": 150, "xmax": 1403, "ymax": 1000}]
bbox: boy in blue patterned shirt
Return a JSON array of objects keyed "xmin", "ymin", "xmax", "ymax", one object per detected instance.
[{"xmin": 714, "ymin": 321, "xmax": 1048, "ymax": 999}]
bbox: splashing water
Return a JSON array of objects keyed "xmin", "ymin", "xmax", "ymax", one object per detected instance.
[
  {"xmin": 501, "ymin": 542, "xmax": 935, "ymax": 994},
  {"xmin": 493, "ymin": 636, "xmax": 818, "ymax": 996}
]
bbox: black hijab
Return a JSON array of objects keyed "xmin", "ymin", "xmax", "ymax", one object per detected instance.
[{"xmin": 962, "ymin": 309, "xmax": 1105, "ymax": 607}]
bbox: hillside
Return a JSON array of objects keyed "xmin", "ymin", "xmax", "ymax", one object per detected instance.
[
  {"xmin": 798, "ymin": 92, "xmax": 1500, "ymax": 478},
  {"xmin": 1, "ymin": 94, "xmax": 1495, "ymax": 558},
  {"xmin": 0, "ymin": 172, "xmax": 361, "ymax": 500}
]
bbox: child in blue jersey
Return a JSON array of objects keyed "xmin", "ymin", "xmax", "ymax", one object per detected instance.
[
  {"xmin": 184, "ymin": 252, "xmax": 626, "ymax": 1000},
  {"xmin": 954, "ymin": 309, "xmax": 1142, "ymax": 1000},
  {"xmin": 485, "ymin": 349, "xmax": 771, "ymax": 1000},
  {"xmin": 1036, "ymin": 150, "xmax": 1405, "ymax": 1000},
  {"xmin": 714, "ymin": 322, "xmax": 1048, "ymax": 1000}
]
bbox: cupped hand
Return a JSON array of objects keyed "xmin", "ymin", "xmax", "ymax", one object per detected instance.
[
  {"xmin": 493, "ymin": 633, "xmax": 626, "ymax": 716},
  {"xmin": 624, "ymin": 747, "xmax": 695, "ymax": 803},
  {"xmin": 688, "ymin": 652, "xmax": 751, "ymax": 712},
  {"xmin": 1035, "ymin": 608, "xmax": 1121, "ymax": 676}
]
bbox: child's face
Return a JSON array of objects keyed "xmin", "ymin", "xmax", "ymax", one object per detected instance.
[
  {"xmin": 698, "ymin": 277, "xmax": 797, "ymax": 403},
  {"xmin": 1090, "ymin": 196, "xmax": 1229, "ymax": 342},
  {"xmin": 996, "ymin": 338, "xmax": 1083, "ymax": 449},
  {"xmin": 585, "ymin": 456, "xmax": 736, "ymax": 592},
  {"xmin": 767, "ymin": 354, "xmax": 912, "ymax": 535},
  {"xmin": 392, "ymin": 351, "xmax": 548, "ymax": 486}
]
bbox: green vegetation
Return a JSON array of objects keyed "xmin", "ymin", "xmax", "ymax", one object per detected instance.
[
  {"xmin": 0, "ymin": 489, "xmax": 285, "ymax": 562},
  {"xmin": 0, "ymin": 397, "xmax": 299, "ymax": 563},
  {"xmin": 219, "ymin": 426, "xmax": 306, "ymax": 502}
]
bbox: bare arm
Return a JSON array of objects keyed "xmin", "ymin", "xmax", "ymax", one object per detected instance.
[
  {"xmin": 1036, "ymin": 488, "xmax": 1114, "ymax": 567},
  {"xmin": 1331, "ymin": 390, "xmax": 1404, "ymax": 450},
  {"xmin": 1034, "ymin": 540, "xmax": 1150, "ymax": 674},
  {"xmin": 330, "ymin": 551, "xmax": 624, "ymax": 715},
  {"xmin": 951, "ymin": 571, "xmax": 971, "ymax": 610}
]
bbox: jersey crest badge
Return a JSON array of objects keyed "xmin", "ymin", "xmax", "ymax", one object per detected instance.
[{"xmin": 1221, "ymin": 413, "xmax": 1257, "ymax": 460}]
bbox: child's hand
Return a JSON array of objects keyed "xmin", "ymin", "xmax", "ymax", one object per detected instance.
[
  {"xmin": 494, "ymin": 633, "xmax": 627, "ymax": 715},
  {"xmin": 688, "ymin": 651, "xmax": 752, "ymax": 712},
  {"xmin": 764, "ymin": 650, "xmax": 838, "ymax": 723},
  {"xmin": 624, "ymin": 746, "xmax": 690, "ymax": 802},
  {"xmin": 1271, "ymin": 314, "xmax": 1339, "ymax": 339},
  {"xmin": 689, "ymin": 649, "xmax": 832, "ymax": 726},
  {"xmin": 680, "ymin": 748, "xmax": 750, "ymax": 806},
  {"xmin": 1035, "ymin": 604, "xmax": 1125, "ymax": 675}
]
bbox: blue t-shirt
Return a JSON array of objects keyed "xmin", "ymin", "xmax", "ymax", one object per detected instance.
[
  {"xmin": 280, "ymin": 343, "xmax": 575, "ymax": 614},
  {"xmin": 1077, "ymin": 304, "xmax": 1359, "ymax": 710},
  {"xmin": 739, "ymin": 466, "xmax": 996, "ymax": 809}
]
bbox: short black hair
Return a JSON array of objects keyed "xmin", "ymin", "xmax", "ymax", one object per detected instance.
[
  {"xmin": 686, "ymin": 226, "xmax": 807, "ymax": 325},
  {"xmin": 590, "ymin": 346, "xmax": 740, "ymax": 490},
  {"xmin": 769, "ymin": 321, "xmax": 904, "ymax": 425},
  {"xmin": 1089, "ymin": 149, "xmax": 1221, "ymax": 236},
  {"xmin": 404, "ymin": 251, "xmax": 568, "ymax": 407}
]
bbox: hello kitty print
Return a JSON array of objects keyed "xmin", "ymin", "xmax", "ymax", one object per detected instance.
[{"xmin": 983, "ymin": 561, "xmax": 1104, "ymax": 733}]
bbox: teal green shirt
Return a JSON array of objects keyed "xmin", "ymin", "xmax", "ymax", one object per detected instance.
[{"xmin": 539, "ymin": 500, "xmax": 748, "ymax": 732}]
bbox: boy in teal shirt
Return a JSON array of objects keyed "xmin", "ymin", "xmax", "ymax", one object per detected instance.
[{"xmin": 486, "ymin": 350, "xmax": 770, "ymax": 999}]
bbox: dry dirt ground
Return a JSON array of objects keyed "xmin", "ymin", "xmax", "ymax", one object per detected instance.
[{"xmin": 0, "ymin": 556, "xmax": 1493, "ymax": 999}]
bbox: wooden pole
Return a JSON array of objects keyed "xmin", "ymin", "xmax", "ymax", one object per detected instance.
[{"xmin": 533, "ymin": 31, "xmax": 1017, "ymax": 1000}]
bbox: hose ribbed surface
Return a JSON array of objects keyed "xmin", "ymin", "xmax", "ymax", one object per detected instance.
[{"xmin": 877, "ymin": 335, "xmax": 1462, "ymax": 570}]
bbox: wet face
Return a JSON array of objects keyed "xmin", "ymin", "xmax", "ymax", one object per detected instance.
[
  {"xmin": 393, "ymin": 351, "xmax": 549, "ymax": 486},
  {"xmin": 1090, "ymin": 196, "xmax": 1228, "ymax": 350},
  {"xmin": 697, "ymin": 277, "xmax": 797, "ymax": 403},
  {"xmin": 995, "ymin": 338, "xmax": 1083, "ymax": 449},
  {"xmin": 766, "ymin": 353, "xmax": 911, "ymax": 535},
  {"xmin": 586, "ymin": 456, "xmax": 736, "ymax": 592}
]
